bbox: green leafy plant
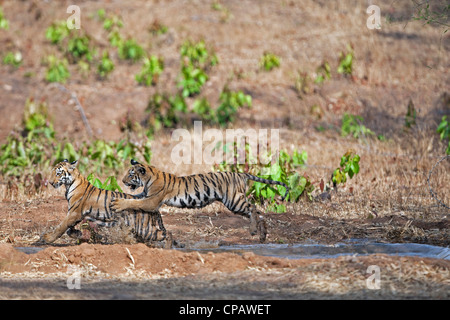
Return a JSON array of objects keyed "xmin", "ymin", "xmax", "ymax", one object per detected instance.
[
  {"xmin": 337, "ymin": 45, "xmax": 354, "ymax": 75},
  {"xmin": 101, "ymin": 13, "xmax": 123, "ymax": 32},
  {"xmin": 178, "ymin": 64, "xmax": 208, "ymax": 97},
  {"xmin": 96, "ymin": 9, "xmax": 124, "ymax": 47},
  {"xmin": 145, "ymin": 92, "xmax": 188, "ymax": 134},
  {"xmin": 251, "ymin": 149, "xmax": 311, "ymax": 212},
  {"xmin": 45, "ymin": 21, "xmax": 70, "ymax": 45},
  {"xmin": 259, "ymin": 52, "xmax": 281, "ymax": 71},
  {"xmin": 0, "ymin": 7, "xmax": 9, "ymax": 30},
  {"xmin": 118, "ymin": 38, "xmax": 144, "ymax": 62},
  {"xmin": 97, "ymin": 51, "xmax": 115, "ymax": 79},
  {"xmin": 176, "ymin": 40, "xmax": 218, "ymax": 97},
  {"xmin": 22, "ymin": 98, "xmax": 55, "ymax": 140},
  {"xmin": 136, "ymin": 55, "xmax": 164, "ymax": 86},
  {"xmin": 215, "ymin": 144, "xmax": 311, "ymax": 213},
  {"xmin": 45, "ymin": 55, "xmax": 70, "ymax": 83},
  {"xmin": 215, "ymin": 86, "xmax": 252, "ymax": 126},
  {"xmin": 341, "ymin": 113, "xmax": 374, "ymax": 139},
  {"xmin": 332, "ymin": 150, "xmax": 360, "ymax": 186},
  {"xmin": 180, "ymin": 39, "xmax": 218, "ymax": 69},
  {"xmin": 3, "ymin": 51, "xmax": 22, "ymax": 68},
  {"xmin": 192, "ymin": 98, "xmax": 216, "ymax": 122},
  {"xmin": 107, "ymin": 30, "xmax": 122, "ymax": 47},
  {"xmin": 314, "ymin": 61, "xmax": 331, "ymax": 84},
  {"xmin": 0, "ymin": 98, "xmax": 152, "ymax": 179},
  {"xmin": 54, "ymin": 141, "xmax": 79, "ymax": 164},
  {"xmin": 0, "ymin": 99, "xmax": 56, "ymax": 176},
  {"xmin": 86, "ymin": 173, "xmax": 123, "ymax": 192},
  {"xmin": 437, "ymin": 116, "xmax": 450, "ymax": 154},
  {"xmin": 67, "ymin": 34, "xmax": 95, "ymax": 63}
]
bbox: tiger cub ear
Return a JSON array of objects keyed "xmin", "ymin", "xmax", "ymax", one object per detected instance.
[
  {"xmin": 138, "ymin": 167, "xmax": 146, "ymax": 175},
  {"xmin": 131, "ymin": 159, "xmax": 140, "ymax": 165},
  {"xmin": 69, "ymin": 160, "xmax": 78, "ymax": 170}
]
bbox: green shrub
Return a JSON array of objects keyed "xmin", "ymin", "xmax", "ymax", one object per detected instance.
[
  {"xmin": 215, "ymin": 87, "xmax": 252, "ymax": 126},
  {"xmin": 192, "ymin": 98, "xmax": 216, "ymax": 123},
  {"xmin": 0, "ymin": 7, "xmax": 9, "ymax": 30},
  {"xmin": 215, "ymin": 145, "xmax": 310, "ymax": 213},
  {"xmin": 177, "ymin": 39, "xmax": 217, "ymax": 97},
  {"xmin": 0, "ymin": 98, "xmax": 152, "ymax": 177},
  {"xmin": 45, "ymin": 55, "xmax": 70, "ymax": 83},
  {"xmin": 118, "ymin": 38, "xmax": 144, "ymax": 62},
  {"xmin": 314, "ymin": 61, "xmax": 331, "ymax": 84},
  {"xmin": 180, "ymin": 39, "xmax": 218, "ymax": 69},
  {"xmin": 145, "ymin": 92, "xmax": 188, "ymax": 134},
  {"xmin": 178, "ymin": 64, "xmax": 208, "ymax": 97},
  {"xmin": 337, "ymin": 45, "xmax": 354, "ymax": 75},
  {"xmin": 341, "ymin": 113, "xmax": 374, "ymax": 139},
  {"xmin": 67, "ymin": 34, "xmax": 95, "ymax": 62},
  {"xmin": 437, "ymin": 116, "xmax": 450, "ymax": 154},
  {"xmin": 46, "ymin": 21, "xmax": 96, "ymax": 66},
  {"xmin": 96, "ymin": 9, "xmax": 124, "ymax": 47},
  {"xmin": 259, "ymin": 52, "xmax": 281, "ymax": 71},
  {"xmin": 136, "ymin": 55, "xmax": 164, "ymax": 86},
  {"xmin": 45, "ymin": 21, "xmax": 69, "ymax": 45},
  {"xmin": 101, "ymin": 13, "xmax": 123, "ymax": 32},
  {"xmin": 3, "ymin": 51, "xmax": 22, "ymax": 68},
  {"xmin": 97, "ymin": 51, "xmax": 114, "ymax": 79},
  {"xmin": 332, "ymin": 150, "xmax": 360, "ymax": 186}
]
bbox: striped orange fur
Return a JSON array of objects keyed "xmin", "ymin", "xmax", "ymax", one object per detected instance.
[
  {"xmin": 41, "ymin": 160, "xmax": 165, "ymax": 244},
  {"xmin": 111, "ymin": 159, "xmax": 289, "ymax": 242}
]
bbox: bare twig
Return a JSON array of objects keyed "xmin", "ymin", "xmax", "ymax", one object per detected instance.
[
  {"xmin": 125, "ymin": 247, "xmax": 135, "ymax": 266},
  {"xmin": 50, "ymin": 83, "xmax": 94, "ymax": 138}
]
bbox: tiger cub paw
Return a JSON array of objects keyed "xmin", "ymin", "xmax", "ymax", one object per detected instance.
[
  {"xmin": 110, "ymin": 198, "xmax": 127, "ymax": 213},
  {"xmin": 257, "ymin": 216, "xmax": 267, "ymax": 243},
  {"xmin": 249, "ymin": 213, "xmax": 258, "ymax": 236},
  {"xmin": 40, "ymin": 232, "xmax": 56, "ymax": 244}
]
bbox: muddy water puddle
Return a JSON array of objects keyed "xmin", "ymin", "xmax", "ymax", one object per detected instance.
[
  {"xmin": 179, "ymin": 240, "xmax": 450, "ymax": 260},
  {"xmin": 15, "ymin": 240, "xmax": 450, "ymax": 260}
]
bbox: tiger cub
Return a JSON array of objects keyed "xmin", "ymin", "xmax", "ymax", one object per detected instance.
[
  {"xmin": 41, "ymin": 160, "xmax": 166, "ymax": 244},
  {"xmin": 111, "ymin": 159, "xmax": 289, "ymax": 242}
]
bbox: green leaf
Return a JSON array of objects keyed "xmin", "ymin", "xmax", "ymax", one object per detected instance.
[{"xmin": 268, "ymin": 203, "xmax": 286, "ymax": 213}]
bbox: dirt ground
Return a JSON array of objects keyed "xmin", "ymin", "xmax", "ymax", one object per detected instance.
[
  {"xmin": 0, "ymin": 0, "xmax": 449, "ymax": 299},
  {"xmin": 0, "ymin": 196, "xmax": 449, "ymax": 299}
]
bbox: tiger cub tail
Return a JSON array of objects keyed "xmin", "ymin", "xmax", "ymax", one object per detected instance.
[{"xmin": 245, "ymin": 173, "xmax": 289, "ymax": 201}]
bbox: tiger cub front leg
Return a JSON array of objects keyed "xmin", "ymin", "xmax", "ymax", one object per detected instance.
[
  {"xmin": 111, "ymin": 196, "xmax": 163, "ymax": 213},
  {"xmin": 257, "ymin": 214, "xmax": 267, "ymax": 243},
  {"xmin": 41, "ymin": 212, "xmax": 82, "ymax": 243},
  {"xmin": 250, "ymin": 205, "xmax": 267, "ymax": 243}
]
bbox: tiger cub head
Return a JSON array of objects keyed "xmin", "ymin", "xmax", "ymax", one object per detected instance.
[
  {"xmin": 122, "ymin": 159, "xmax": 155, "ymax": 191},
  {"xmin": 50, "ymin": 159, "xmax": 79, "ymax": 189}
]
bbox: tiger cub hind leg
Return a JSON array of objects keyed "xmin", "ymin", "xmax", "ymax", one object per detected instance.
[
  {"xmin": 224, "ymin": 193, "xmax": 267, "ymax": 243},
  {"xmin": 250, "ymin": 207, "xmax": 267, "ymax": 243},
  {"xmin": 257, "ymin": 214, "xmax": 267, "ymax": 243},
  {"xmin": 150, "ymin": 210, "xmax": 167, "ymax": 242}
]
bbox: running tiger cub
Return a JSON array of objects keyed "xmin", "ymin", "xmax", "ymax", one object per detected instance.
[
  {"xmin": 41, "ymin": 159, "xmax": 166, "ymax": 244},
  {"xmin": 111, "ymin": 159, "xmax": 289, "ymax": 242}
]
